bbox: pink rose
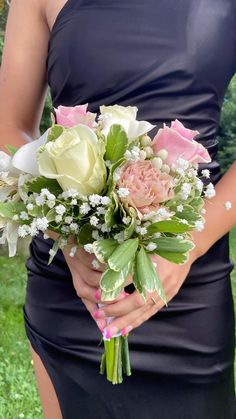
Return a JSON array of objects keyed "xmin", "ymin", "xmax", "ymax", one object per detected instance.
[
  {"xmin": 152, "ymin": 119, "xmax": 211, "ymax": 166},
  {"xmin": 117, "ymin": 160, "xmax": 174, "ymax": 217},
  {"xmin": 54, "ymin": 104, "xmax": 97, "ymax": 129}
]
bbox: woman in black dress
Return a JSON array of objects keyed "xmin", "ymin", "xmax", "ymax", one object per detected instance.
[{"xmin": 1, "ymin": 0, "xmax": 236, "ymax": 418}]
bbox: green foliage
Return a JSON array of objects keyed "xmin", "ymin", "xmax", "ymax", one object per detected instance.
[
  {"xmin": 133, "ymin": 246, "xmax": 167, "ymax": 303},
  {"xmin": 217, "ymin": 76, "xmax": 236, "ymax": 173},
  {"xmin": 27, "ymin": 176, "xmax": 62, "ymax": 195},
  {"xmin": 0, "ymin": 256, "xmax": 42, "ymax": 418},
  {"xmin": 105, "ymin": 124, "xmax": 128, "ymax": 163},
  {"xmin": 107, "ymin": 238, "xmax": 139, "ymax": 272},
  {"xmin": 40, "ymin": 91, "xmax": 53, "ymax": 134}
]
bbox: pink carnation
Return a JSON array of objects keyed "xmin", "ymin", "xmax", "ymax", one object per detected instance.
[
  {"xmin": 152, "ymin": 119, "xmax": 211, "ymax": 166},
  {"xmin": 54, "ymin": 104, "xmax": 97, "ymax": 129},
  {"xmin": 117, "ymin": 161, "xmax": 174, "ymax": 216}
]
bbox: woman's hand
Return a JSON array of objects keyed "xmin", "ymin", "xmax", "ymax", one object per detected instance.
[
  {"xmin": 62, "ymin": 244, "xmax": 131, "ymax": 331},
  {"xmin": 46, "ymin": 230, "xmax": 130, "ymax": 330},
  {"xmin": 93, "ymin": 250, "xmax": 198, "ymax": 339}
]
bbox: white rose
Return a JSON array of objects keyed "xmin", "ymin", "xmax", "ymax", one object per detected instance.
[
  {"xmin": 37, "ymin": 125, "xmax": 107, "ymax": 195},
  {"xmin": 99, "ymin": 104, "xmax": 155, "ymax": 140}
]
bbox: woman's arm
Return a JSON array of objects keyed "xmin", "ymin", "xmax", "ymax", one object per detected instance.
[
  {"xmin": 0, "ymin": 0, "xmax": 115, "ymax": 331},
  {"xmin": 96, "ymin": 161, "xmax": 236, "ymax": 338},
  {"xmin": 191, "ymin": 161, "xmax": 236, "ymax": 257},
  {"xmin": 0, "ymin": 0, "xmax": 50, "ymax": 150}
]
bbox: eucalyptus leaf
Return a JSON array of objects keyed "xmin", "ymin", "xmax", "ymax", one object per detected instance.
[
  {"xmin": 105, "ymin": 124, "xmax": 128, "ymax": 163},
  {"xmin": 134, "ymin": 246, "xmax": 167, "ymax": 304},
  {"xmin": 108, "ymin": 238, "xmax": 139, "ymax": 272},
  {"xmin": 93, "ymin": 238, "xmax": 118, "ymax": 263}
]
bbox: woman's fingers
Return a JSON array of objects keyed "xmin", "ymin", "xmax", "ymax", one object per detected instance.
[
  {"xmin": 95, "ymin": 284, "xmax": 170, "ymax": 318},
  {"xmin": 81, "ymin": 298, "xmax": 107, "ymax": 332},
  {"xmin": 103, "ymin": 300, "xmax": 158, "ymax": 338},
  {"xmin": 76, "ymin": 247, "xmax": 106, "ymax": 272},
  {"xmin": 102, "ymin": 290, "xmax": 172, "ymax": 338},
  {"xmin": 95, "ymin": 290, "xmax": 146, "ymax": 318}
]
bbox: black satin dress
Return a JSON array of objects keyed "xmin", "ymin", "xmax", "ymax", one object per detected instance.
[{"xmin": 23, "ymin": 1, "xmax": 236, "ymax": 418}]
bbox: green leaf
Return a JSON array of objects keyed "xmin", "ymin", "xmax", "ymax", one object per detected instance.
[
  {"xmin": 47, "ymin": 240, "xmax": 60, "ymax": 265},
  {"xmin": 46, "ymin": 125, "xmax": 64, "ymax": 143},
  {"xmin": 105, "ymin": 192, "xmax": 119, "ymax": 227},
  {"xmin": 123, "ymin": 208, "xmax": 136, "ymax": 240},
  {"xmin": 101, "ymin": 285, "xmax": 124, "ymax": 302},
  {"xmin": 0, "ymin": 202, "xmax": 26, "ymax": 219},
  {"xmin": 93, "ymin": 238, "xmax": 118, "ymax": 263},
  {"xmin": 147, "ymin": 218, "xmax": 193, "ymax": 234},
  {"xmin": 4, "ymin": 144, "xmax": 18, "ymax": 156},
  {"xmin": 105, "ymin": 124, "xmax": 128, "ymax": 163},
  {"xmin": 100, "ymin": 262, "xmax": 131, "ymax": 294},
  {"xmin": 134, "ymin": 246, "xmax": 167, "ymax": 304},
  {"xmin": 154, "ymin": 250, "xmax": 189, "ymax": 264},
  {"xmin": 149, "ymin": 236, "xmax": 195, "ymax": 254},
  {"xmin": 26, "ymin": 177, "xmax": 63, "ymax": 195},
  {"xmin": 107, "ymin": 157, "xmax": 126, "ymax": 195},
  {"xmin": 175, "ymin": 205, "xmax": 200, "ymax": 223},
  {"xmin": 108, "ymin": 238, "xmax": 139, "ymax": 272},
  {"xmin": 188, "ymin": 197, "xmax": 204, "ymax": 210},
  {"xmin": 77, "ymin": 223, "xmax": 94, "ymax": 245},
  {"xmin": 46, "ymin": 209, "xmax": 57, "ymax": 223}
]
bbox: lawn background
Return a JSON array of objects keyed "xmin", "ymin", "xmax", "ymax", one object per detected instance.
[
  {"xmin": 0, "ymin": 229, "xmax": 236, "ymax": 419},
  {"xmin": 0, "ymin": 2, "xmax": 236, "ymax": 417}
]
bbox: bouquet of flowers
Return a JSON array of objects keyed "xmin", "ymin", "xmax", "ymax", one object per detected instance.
[{"xmin": 0, "ymin": 103, "xmax": 214, "ymax": 384}]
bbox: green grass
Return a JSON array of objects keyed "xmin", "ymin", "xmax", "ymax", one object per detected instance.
[
  {"xmin": 0, "ymin": 256, "xmax": 42, "ymax": 419},
  {"xmin": 0, "ymin": 232, "xmax": 236, "ymax": 418}
]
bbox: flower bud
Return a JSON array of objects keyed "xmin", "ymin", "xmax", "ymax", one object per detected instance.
[
  {"xmin": 140, "ymin": 135, "xmax": 152, "ymax": 147},
  {"xmin": 139, "ymin": 150, "xmax": 147, "ymax": 160},
  {"xmin": 162, "ymin": 164, "xmax": 170, "ymax": 174},
  {"xmin": 156, "ymin": 149, "xmax": 168, "ymax": 161},
  {"xmin": 152, "ymin": 157, "xmax": 163, "ymax": 170},
  {"xmin": 144, "ymin": 146, "xmax": 154, "ymax": 158}
]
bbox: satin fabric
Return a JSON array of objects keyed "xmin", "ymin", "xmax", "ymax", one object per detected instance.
[{"xmin": 24, "ymin": 1, "xmax": 236, "ymax": 417}]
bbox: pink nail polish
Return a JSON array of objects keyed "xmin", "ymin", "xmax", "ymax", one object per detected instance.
[
  {"xmin": 95, "ymin": 289, "xmax": 101, "ymax": 301},
  {"xmin": 121, "ymin": 325, "xmax": 133, "ymax": 336},
  {"xmin": 105, "ymin": 326, "xmax": 119, "ymax": 339},
  {"xmin": 93, "ymin": 310, "xmax": 105, "ymax": 319}
]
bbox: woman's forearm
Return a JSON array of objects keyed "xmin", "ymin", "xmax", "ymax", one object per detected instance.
[
  {"xmin": 191, "ymin": 161, "xmax": 236, "ymax": 259},
  {"xmin": 0, "ymin": 123, "xmax": 36, "ymax": 152}
]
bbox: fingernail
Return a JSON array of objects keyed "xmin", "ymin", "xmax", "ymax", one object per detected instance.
[
  {"xmin": 121, "ymin": 325, "xmax": 133, "ymax": 336},
  {"xmin": 97, "ymin": 319, "xmax": 106, "ymax": 332},
  {"xmin": 105, "ymin": 326, "xmax": 119, "ymax": 339},
  {"xmin": 93, "ymin": 309, "xmax": 106, "ymax": 319},
  {"xmin": 95, "ymin": 289, "xmax": 101, "ymax": 301}
]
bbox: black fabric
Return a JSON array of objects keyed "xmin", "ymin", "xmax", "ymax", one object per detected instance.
[{"xmin": 23, "ymin": 1, "xmax": 236, "ymax": 417}]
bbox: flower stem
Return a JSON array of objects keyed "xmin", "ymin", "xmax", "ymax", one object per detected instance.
[{"xmin": 100, "ymin": 335, "xmax": 132, "ymax": 384}]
